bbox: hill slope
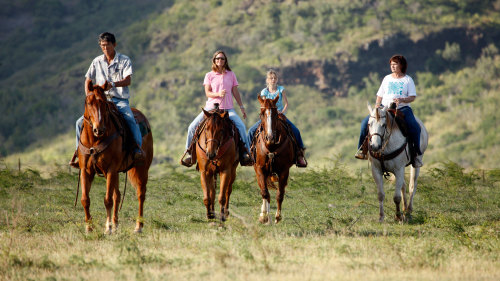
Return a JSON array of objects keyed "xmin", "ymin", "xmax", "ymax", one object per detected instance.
[{"xmin": 1, "ymin": 0, "xmax": 500, "ymax": 170}]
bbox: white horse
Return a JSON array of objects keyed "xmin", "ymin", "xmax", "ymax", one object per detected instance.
[{"xmin": 366, "ymin": 104, "xmax": 428, "ymax": 222}]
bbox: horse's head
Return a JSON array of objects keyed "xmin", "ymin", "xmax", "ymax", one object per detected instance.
[
  {"xmin": 202, "ymin": 108, "xmax": 228, "ymax": 160},
  {"xmin": 84, "ymin": 80, "xmax": 110, "ymax": 137},
  {"xmin": 367, "ymin": 104, "xmax": 388, "ymax": 152},
  {"xmin": 258, "ymin": 95, "xmax": 280, "ymax": 145}
]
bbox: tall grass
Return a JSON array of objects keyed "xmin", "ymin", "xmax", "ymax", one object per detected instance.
[{"xmin": 1, "ymin": 162, "xmax": 499, "ymax": 280}]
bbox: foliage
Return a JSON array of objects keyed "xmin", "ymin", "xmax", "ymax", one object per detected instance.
[{"xmin": 1, "ymin": 0, "xmax": 500, "ymax": 171}]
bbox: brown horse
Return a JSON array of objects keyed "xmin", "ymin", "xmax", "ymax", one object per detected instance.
[
  {"xmin": 78, "ymin": 80, "xmax": 153, "ymax": 233},
  {"xmin": 195, "ymin": 107, "xmax": 239, "ymax": 221},
  {"xmin": 253, "ymin": 95, "xmax": 295, "ymax": 224}
]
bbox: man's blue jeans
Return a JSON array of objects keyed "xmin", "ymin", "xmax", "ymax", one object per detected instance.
[{"xmin": 76, "ymin": 97, "xmax": 142, "ymax": 149}]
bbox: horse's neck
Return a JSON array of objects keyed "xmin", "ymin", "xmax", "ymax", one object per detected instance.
[
  {"xmin": 385, "ymin": 115, "xmax": 406, "ymax": 150},
  {"xmin": 81, "ymin": 113, "xmax": 117, "ymax": 144}
]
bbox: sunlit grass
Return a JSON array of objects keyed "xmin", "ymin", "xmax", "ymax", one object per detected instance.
[{"xmin": 1, "ymin": 162, "xmax": 499, "ymax": 280}]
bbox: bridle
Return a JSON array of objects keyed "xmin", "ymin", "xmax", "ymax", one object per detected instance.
[
  {"xmin": 260, "ymin": 106, "xmax": 279, "ymax": 144},
  {"xmin": 368, "ymin": 107, "xmax": 408, "ymax": 177},
  {"xmin": 83, "ymin": 92, "xmax": 110, "ymax": 137},
  {"xmin": 368, "ymin": 114, "xmax": 388, "ymax": 151}
]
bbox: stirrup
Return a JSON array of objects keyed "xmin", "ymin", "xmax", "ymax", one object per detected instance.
[
  {"xmin": 296, "ymin": 156, "xmax": 307, "ymax": 168},
  {"xmin": 69, "ymin": 150, "xmax": 79, "ymax": 169},
  {"xmin": 354, "ymin": 151, "xmax": 367, "ymax": 160},
  {"xmin": 240, "ymin": 153, "xmax": 253, "ymax": 166},
  {"xmin": 180, "ymin": 152, "xmax": 194, "ymax": 167}
]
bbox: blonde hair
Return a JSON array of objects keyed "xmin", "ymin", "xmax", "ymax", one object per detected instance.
[{"xmin": 266, "ymin": 69, "xmax": 279, "ymax": 87}]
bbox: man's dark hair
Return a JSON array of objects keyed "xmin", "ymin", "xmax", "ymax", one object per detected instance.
[{"xmin": 98, "ymin": 32, "xmax": 116, "ymax": 44}]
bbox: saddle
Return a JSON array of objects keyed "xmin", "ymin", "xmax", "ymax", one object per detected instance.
[
  {"xmin": 250, "ymin": 114, "xmax": 300, "ymax": 163},
  {"xmin": 186, "ymin": 108, "xmax": 244, "ymax": 166},
  {"xmin": 387, "ymin": 108, "xmax": 408, "ymax": 137},
  {"xmin": 361, "ymin": 107, "xmax": 415, "ymax": 168},
  {"xmin": 107, "ymin": 101, "xmax": 150, "ymax": 153}
]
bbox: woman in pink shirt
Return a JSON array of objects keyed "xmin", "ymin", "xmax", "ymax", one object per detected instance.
[{"xmin": 181, "ymin": 50, "xmax": 252, "ymax": 166}]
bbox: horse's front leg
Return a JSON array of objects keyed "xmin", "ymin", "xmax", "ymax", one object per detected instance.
[
  {"xmin": 104, "ymin": 172, "xmax": 119, "ymax": 234},
  {"xmin": 218, "ymin": 169, "xmax": 232, "ymax": 222},
  {"xmin": 80, "ymin": 169, "xmax": 95, "ymax": 233},
  {"xmin": 371, "ymin": 165, "xmax": 385, "ymax": 222},
  {"xmin": 200, "ymin": 170, "xmax": 215, "ymax": 220},
  {"xmin": 393, "ymin": 168, "xmax": 406, "ymax": 222},
  {"xmin": 112, "ymin": 176, "xmax": 122, "ymax": 233},
  {"xmin": 275, "ymin": 169, "xmax": 290, "ymax": 224},
  {"xmin": 407, "ymin": 166, "xmax": 420, "ymax": 220},
  {"xmin": 255, "ymin": 168, "xmax": 270, "ymax": 224}
]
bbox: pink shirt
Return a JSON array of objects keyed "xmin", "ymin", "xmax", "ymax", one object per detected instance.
[{"xmin": 203, "ymin": 70, "xmax": 239, "ymax": 110}]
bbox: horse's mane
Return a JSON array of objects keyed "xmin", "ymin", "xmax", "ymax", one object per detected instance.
[
  {"xmin": 376, "ymin": 107, "xmax": 399, "ymax": 131},
  {"xmin": 86, "ymin": 80, "xmax": 108, "ymax": 101}
]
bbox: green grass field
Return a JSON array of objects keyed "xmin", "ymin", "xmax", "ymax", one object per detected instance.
[{"xmin": 1, "ymin": 162, "xmax": 499, "ymax": 280}]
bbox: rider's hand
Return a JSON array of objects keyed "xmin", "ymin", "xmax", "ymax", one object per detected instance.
[
  {"xmin": 241, "ymin": 108, "xmax": 247, "ymax": 119},
  {"xmin": 219, "ymin": 89, "xmax": 226, "ymax": 98}
]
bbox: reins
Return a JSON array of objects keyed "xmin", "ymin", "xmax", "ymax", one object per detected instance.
[
  {"xmin": 368, "ymin": 107, "xmax": 409, "ymax": 177},
  {"xmin": 196, "ymin": 113, "xmax": 235, "ymax": 167},
  {"xmin": 74, "ymin": 94, "xmax": 129, "ymax": 212}
]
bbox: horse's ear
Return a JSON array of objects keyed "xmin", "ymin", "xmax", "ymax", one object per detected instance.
[
  {"xmin": 103, "ymin": 81, "xmax": 109, "ymax": 91},
  {"xmin": 87, "ymin": 80, "xmax": 94, "ymax": 92},
  {"xmin": 367, "ymin": 102, "xmax": 373, "ymax": 114},
  {"xmin": 272, "ymin": 94, "xmax": 279, "ymax": 104},
  {"xmin": 202, "ymin": 107, "xmax": 210, "ymax": 117},
  {"xmin": 258, "ymin": 95, "xmax": 265, "ymax": 104}
]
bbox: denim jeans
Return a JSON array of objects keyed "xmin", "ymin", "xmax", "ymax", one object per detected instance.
[
  {"xmin": 357, "ymin": 106, "xmax": 421, "ymax": 155},
  {"xmin": 185, "ymin": 108, "xmax": 250, "ymax": 151},
  {"xmin": 247, "ymin": 118, "xmax": 304, "ymax": 149},
  {"xmin": 76, "ymin": 97, "xmax": 142, "ymax": 149}
]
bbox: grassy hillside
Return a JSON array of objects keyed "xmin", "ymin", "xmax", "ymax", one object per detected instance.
[
  {"xmin": 1, "ymin": 0, "xmax": 500, "ymax": 170},
  {"xmin": 1, "ymin": 163, "xmax": 499, "ymax": 280}
]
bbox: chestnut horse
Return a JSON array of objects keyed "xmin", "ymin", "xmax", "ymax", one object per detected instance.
[
  {"xmin": 253, "ymin": 95, "xmax": 295, "ymax": 224},
  {"xmin": 78, "ymin": 80, "xmax": 153, "ymax": 233},
  {"xmin": 195, "ymin": 107, "xmax": 239, "ymax": 221}
]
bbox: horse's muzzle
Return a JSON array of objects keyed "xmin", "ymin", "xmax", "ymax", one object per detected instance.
[
  {"xmin": 93, "ymin": 126, "xmax": 106, "ymax": 137},
  {"xmin": 206, "ymin": 151, "xmax": 216, "ymax": 160}
]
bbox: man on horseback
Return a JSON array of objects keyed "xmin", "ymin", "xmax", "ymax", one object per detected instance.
[
  {"xmin": 355, "ymin": 54, "xmax": 423, "ymax": 167},
  {"xmin": 69, "ymin": 32, "xmax": 144, "ymax": 168}
]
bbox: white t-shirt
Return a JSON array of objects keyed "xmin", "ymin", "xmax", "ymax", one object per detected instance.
[{"xmin": 376, "ymin": 74, "xmax": 416, "ymax": 108}]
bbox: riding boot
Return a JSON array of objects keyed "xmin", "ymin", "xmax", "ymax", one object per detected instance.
[
  {"xmin": 180, "ymin": 150, "xmax": 195, "ymax": 167},
  {"xmin": 69, "ymin": 150, "xmax": 80, "ymax": 169},
  {"xmin": 355, "ymin": 138, "xmax": 368, "ymax": 160},
  {"xmin": 296, "ymin": 148, "xmax": 308, "ymax": 167},
  {"xmin": 133, "ymin": 145, "xmax": 145, "ymax": 166},
  {"xmin": 240, "ymin": 145, "xmax": 253, "ymax": 166}
]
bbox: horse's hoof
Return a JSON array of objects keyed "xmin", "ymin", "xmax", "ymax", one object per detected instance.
[
  {"xmin": 395, "ymin": 214, "xmax": 403, "ymax": 222},
  {"xmin": 259, "ymin": 215, "xmax": 269, "ymax": 224},
  {"xmin": 134, "ymin": 227, "xmax": 143, "ymax": 234},
  {"xmin": 104, "ymin": 228, "xmax": 112, "ymax": 235},
  {"xmin": 378, "ymin": 217, "xmax": 385, "ymax": 223},
  {"xmin": 85, "ymin": 224, "xmax": 94, "ymax": 233}
]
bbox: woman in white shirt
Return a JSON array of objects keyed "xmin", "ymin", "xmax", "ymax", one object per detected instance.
[{"xmin": 355, "ymin": 55, "xmax": 423, "ymax": 167}]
